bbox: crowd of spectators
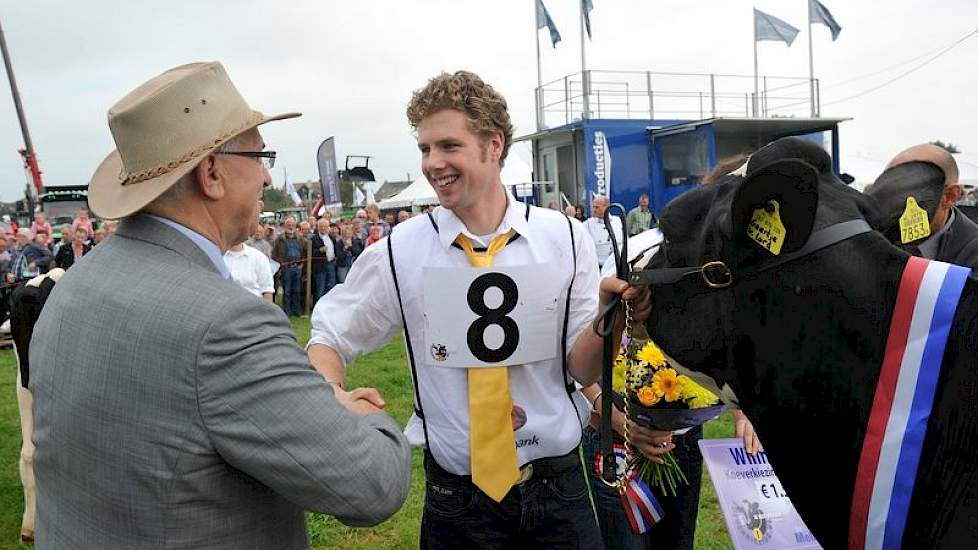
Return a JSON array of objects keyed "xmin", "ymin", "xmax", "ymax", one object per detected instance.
[
  {"xmin": 234, "ymin": 205, "xmax": 418, "ymax": 317},
  {"xmin": 0, "ymin": 207, "xmax": 112, "ymax": 322},
  {"xmin": 0, "ymin": 197, "xmax": 645, "ymax": 324}
]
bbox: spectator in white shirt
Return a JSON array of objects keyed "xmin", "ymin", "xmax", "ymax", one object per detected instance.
[
  {"xmin": 224, "ymin": 242, "xmax": 275, "ymax": 302},
  {"xmin": 311, "ymin": 217, "xmax": 337, "ymax": 301},
  {"xmin": 582, "ymin": 194, "xmax": 623, "ymax": 268}
]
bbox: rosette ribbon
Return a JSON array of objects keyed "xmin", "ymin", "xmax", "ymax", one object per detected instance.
[{"xmin": 594, "ymin": 443, "xmax": 665, "ymax": 534}]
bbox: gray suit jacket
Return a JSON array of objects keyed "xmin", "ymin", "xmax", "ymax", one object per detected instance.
[{"xmin": 30, "ymin": 215, "xmax": 411, "ymax": 549}]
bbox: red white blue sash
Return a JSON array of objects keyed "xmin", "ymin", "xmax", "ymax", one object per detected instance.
[{"xmin": 849, "ymin": 257, "xmax": 971, "ymax": 550}]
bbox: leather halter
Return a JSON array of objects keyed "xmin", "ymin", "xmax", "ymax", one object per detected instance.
[{"xmin": 629, "ymin": 218, "xmax": 874, "ymax": 291}]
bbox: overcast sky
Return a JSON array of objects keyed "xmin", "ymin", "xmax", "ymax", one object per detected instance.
[{"xmin": 0, "ymin": 0, "xmax": 975, "ymax": 202}]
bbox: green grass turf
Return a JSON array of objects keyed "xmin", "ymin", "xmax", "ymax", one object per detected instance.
[{"xmin": 0, "ymin": 317, "xmax": 736, "ymax": 549}]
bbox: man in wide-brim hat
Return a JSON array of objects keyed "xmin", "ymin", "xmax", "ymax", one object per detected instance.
[{"xmin": 29, "ymin": 61, "xmax": 411, "ymax": 548}]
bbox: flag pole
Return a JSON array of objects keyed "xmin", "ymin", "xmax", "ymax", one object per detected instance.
[
  {"xmin": 753, "ymin": 9, "xmax": 759, "ymax": 117},
  {"xmin": 535, "ymin": 0, "xmax": 544, "ymax": 130},
  {"xmin": 579, "ymin": 0, "xmax": 590, "ymax": 119},
  {"xmin": 807, "ymin": 0, "xmax": 817, "ymax": 117}
]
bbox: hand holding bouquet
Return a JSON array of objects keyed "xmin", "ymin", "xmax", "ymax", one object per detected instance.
[{"xmin": 610, "ymin": 339, "xmax": 725, "ymax": 496}]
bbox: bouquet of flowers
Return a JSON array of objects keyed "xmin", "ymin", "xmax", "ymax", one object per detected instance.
[{"xmin": 609, "ymin": 338, "xmax": 725, "ymax": 497}]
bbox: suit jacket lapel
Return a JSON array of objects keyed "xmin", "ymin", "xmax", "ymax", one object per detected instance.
[{"xmin": 115, "ymin": 215, "xmax": 223, "ymax": 276}]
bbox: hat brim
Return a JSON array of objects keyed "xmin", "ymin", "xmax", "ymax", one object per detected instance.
[{"xmin": 89, "ymin": 111, "xmax": 300, "ymax": 220}]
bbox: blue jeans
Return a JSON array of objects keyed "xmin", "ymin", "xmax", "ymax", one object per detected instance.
[
  {"xmin": 582, "ymin": 425, "xmax": 703, "ymax": 550},
  {"xmin": 420, "ymin": 450, "xmax": 602, "ymax": 549},
  {"xmin": 313, "ymin": 262, "xmax": 336, "ymax": 302},
  {"xmin": 281, "ymin": 266, "xmax": 303, "ymax": 317}
]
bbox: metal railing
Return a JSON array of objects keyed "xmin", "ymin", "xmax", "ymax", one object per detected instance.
[{"xmin": 535, "ymin": 70, "xmax": 818, "ymax": 128}]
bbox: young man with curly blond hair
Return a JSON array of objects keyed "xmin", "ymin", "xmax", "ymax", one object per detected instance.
[{"xmin": 308, "ymin": 71, "xmax": 653, "ymax": 548}]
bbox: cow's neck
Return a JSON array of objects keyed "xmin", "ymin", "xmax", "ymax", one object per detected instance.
[{"xmin": 728, "ymin": 232, "xmax": 908, "ymax": 547}]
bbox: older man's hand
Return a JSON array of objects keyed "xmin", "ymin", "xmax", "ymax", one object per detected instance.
[{"xmin": 331, "ymin": 384, "xmax": 386, "ymax": 416}]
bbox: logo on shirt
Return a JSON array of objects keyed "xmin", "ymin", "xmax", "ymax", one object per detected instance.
[{"xmin": 431, "ymin": 343, "xmax": 448, "ymax": 362}]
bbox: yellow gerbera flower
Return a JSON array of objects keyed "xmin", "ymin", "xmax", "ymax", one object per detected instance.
[
  {"xmin": 652, "ymin": 368, "xmax": 683, "ymax": 402},
  {"xmin": 637, "ymin": 385, "xmax": 659, "ymax": 406},
  {"xmin": 636, "ymin": 341, "xmax": 667, "ymax": 368}
]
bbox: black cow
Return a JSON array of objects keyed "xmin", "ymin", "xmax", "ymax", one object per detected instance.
[{"xmin": 643, "ymin": 138, "xmax": 978, "ymax": 548}]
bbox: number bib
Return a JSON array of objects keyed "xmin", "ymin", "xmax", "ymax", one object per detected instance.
[{"xmin": 423, "ymin": 264, "xmax": 560, "ymax": 368}]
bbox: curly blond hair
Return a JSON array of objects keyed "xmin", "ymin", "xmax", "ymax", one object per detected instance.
[{"xmin": 406, "ymin": 71, "xmax": 513, "ymax": 165}]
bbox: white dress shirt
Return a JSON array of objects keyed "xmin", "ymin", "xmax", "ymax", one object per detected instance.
[
  {"xmin": 309, "ymin": 191, "xmax": 600, "ymax": 475},
  {"xmin": 583, "ymin": 215, "xmax": 624, "ymax": 268},
  {"xmin": 316, "ymin": 232, "xmax": 335, "ymax": 262},
  {"xmin": 224, "ymin": 244, "xmax": 275, "ymax": 298}
]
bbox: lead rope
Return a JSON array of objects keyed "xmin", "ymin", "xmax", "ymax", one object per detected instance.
[{"xmin": 596, "ymin": 204, "xmax": 630, "ymax": 491}]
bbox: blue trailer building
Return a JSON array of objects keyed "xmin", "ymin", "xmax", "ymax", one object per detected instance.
[{"xmin": 519, "ymin": 70, "xmax": 848, "ymax": 216}]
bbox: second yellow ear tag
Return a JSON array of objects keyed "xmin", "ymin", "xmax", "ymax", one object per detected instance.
[
  {"xmin": 899, "ymin": 196, "xmax": 931, "ymax": 244},
  {"xmin": 747, "ymin": 200, "xmax": 787, "ymax": 255}
]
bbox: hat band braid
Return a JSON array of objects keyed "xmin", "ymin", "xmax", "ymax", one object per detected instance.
[{"xmin": 121, "ymin": 111, "xmax": 263, "ymax": 186}]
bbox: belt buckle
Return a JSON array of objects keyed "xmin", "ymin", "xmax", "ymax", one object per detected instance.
[{"xmin": 517, "ymin": 463, "xmax": 533, "ymax": 485}]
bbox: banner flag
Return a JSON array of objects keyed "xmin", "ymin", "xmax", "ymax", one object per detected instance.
[{"xmin": 316, "ymin": 137, "xmax": 341, "ymax": 205}]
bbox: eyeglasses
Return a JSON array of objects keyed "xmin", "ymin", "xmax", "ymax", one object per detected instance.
[{"xmin": 217, "ymin": 151, "xmax": 276, "ymax": 169}]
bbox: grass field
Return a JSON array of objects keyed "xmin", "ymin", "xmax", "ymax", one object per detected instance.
[{"xmin": 0, "ymin": 317, "xmax": 736, "ymax": 549}]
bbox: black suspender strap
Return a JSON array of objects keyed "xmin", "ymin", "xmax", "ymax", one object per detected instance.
[
  {"xmin": 560, "ymin": 214, "xmax": 578, "ymax": 397},
  {"xmin": 387, "ymin": 231, "xmax": 430, "ymax": 444}
]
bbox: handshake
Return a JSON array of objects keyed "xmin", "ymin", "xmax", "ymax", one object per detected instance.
[{"xmin": 330, "ymin": 382, "xmax": 387, "ymax": 416}]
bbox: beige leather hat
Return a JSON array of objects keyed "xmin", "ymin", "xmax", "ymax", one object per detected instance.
[{"xmin": 88, "ymin": 61, "xmax": 300, "ymax": 219}]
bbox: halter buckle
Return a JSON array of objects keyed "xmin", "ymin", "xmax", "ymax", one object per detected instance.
[{"xmin": 700, "ymin": 261, "xmax": 733, "ymax": 289}]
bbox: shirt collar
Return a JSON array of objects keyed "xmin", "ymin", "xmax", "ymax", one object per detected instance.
[
  {"xmin": 432, "ymin": 188, "xmax": 530, "ymax": 250},
  {"xmin": 146, "ymin": 214, "xmax": 230, "ymax": 278}
]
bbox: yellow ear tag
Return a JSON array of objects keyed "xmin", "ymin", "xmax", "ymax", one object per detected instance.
[
  {"xmin": 899, "ymin": 196, "xmax": 931, "ymax": 244},
  {"xmin": 747, "ymin": 200, "xmax": 787, "ymax": 255}
]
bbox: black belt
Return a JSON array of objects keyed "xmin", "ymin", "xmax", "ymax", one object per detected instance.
[{"xmin": 424, "ymin": 449, "xmax": 580, "ymax": 485}]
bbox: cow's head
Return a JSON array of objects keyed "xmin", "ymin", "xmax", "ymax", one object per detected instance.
[{"xmin": 644, "ymin": 137, "xmax": 887, "ymax": 400}]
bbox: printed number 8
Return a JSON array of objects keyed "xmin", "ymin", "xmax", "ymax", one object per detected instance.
[{"xmin": 466, "ymin": 273, "xmax": 520, "ymax": 363}]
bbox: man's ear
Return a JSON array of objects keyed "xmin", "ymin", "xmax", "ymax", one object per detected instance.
[
  {"xmin": 945, "ymin": 185, "xmax": 962, "ymax": 209},
  {"xmin": 731, "ymin": 159, "xmax": 819, "ymax": 256},
  {"xmin": 195, "ymin": 155, "xmax": 226, "ymax": 201},
  {"xmin": 488, "ymin": 130, "xmax": 504, "ymax": 164}
]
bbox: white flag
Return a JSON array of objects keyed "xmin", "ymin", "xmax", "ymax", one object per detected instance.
[{"xmin": 285, "ymin": 176, "xmax": 302, "ymax": 206}]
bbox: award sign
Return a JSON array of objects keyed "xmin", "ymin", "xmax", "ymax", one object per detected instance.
[
  {"xmin": 698, "ymin": 439, "xmax": 822, "ymax": 549},
  {"xmin": 423, "ymin": 264, "xmax": 560, "ymax": 368}
]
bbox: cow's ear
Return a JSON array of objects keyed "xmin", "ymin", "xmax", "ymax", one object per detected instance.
[{"xmin": 731, "ymin": 159, "xmax": 819, "ymax": 256}]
